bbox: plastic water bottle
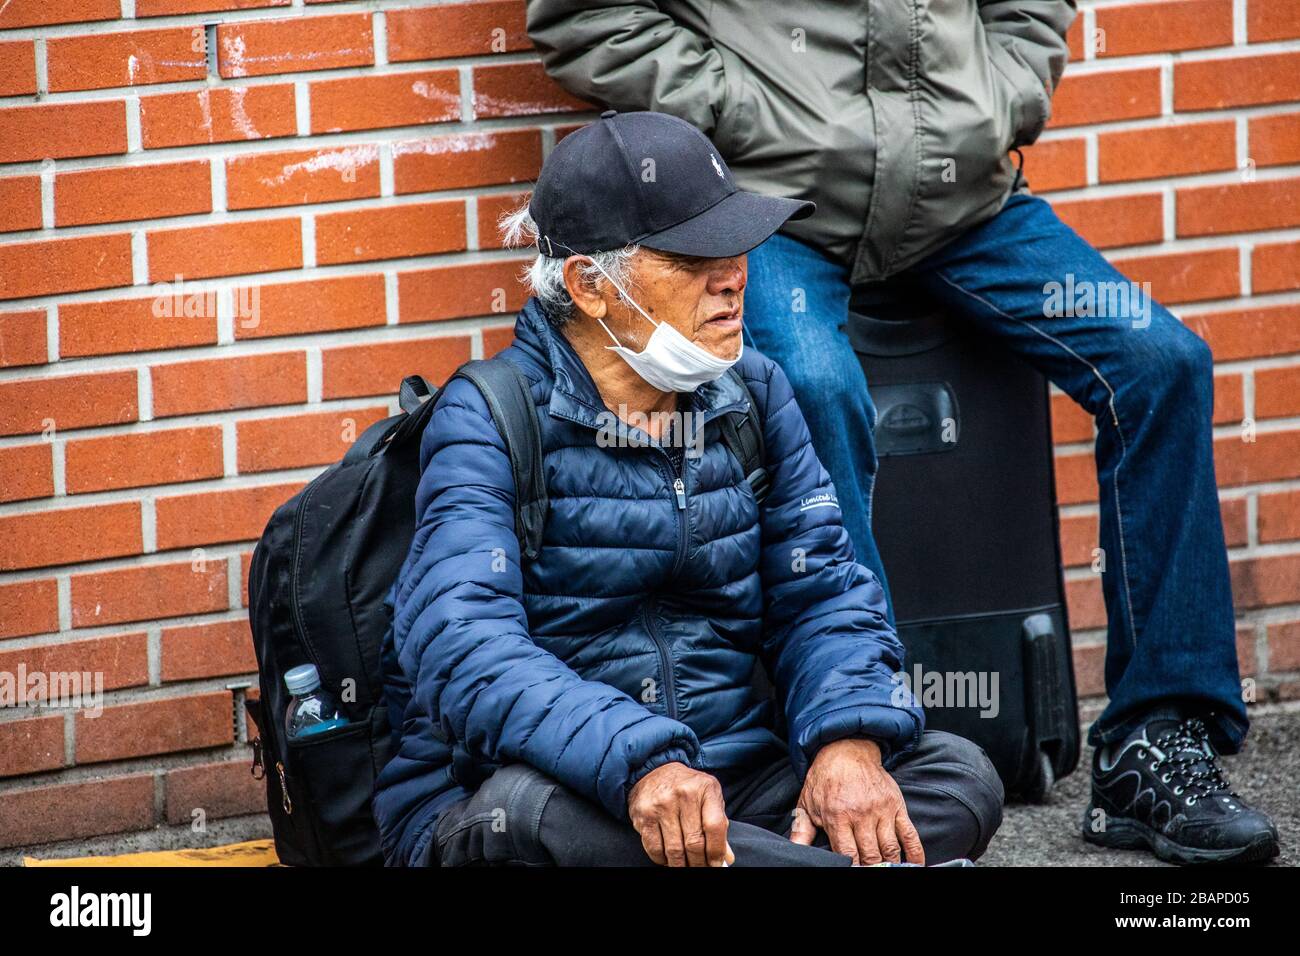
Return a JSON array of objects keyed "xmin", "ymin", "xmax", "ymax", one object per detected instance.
[{"xmin": 284, "ymin": 664, "xmax": 348, "ymax": 739}]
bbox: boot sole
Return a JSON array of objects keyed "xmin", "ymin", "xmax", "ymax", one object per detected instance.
[{"xmin": 1081, "ymin": 808, "xmax": 1279, "ymax": 866}]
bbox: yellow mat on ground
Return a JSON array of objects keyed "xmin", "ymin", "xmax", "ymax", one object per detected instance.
[{"xmin": 24, "ymin": 838, "xmax": 280, "ymax": 867}]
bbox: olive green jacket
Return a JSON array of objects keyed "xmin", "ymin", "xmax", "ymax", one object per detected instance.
[{"xmin": 526, "ymin": 1, "xmax": 1076, "ymax": 282}]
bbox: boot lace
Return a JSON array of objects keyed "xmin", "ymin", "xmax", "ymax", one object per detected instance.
[{"xmin": 1150, "ymin": 718, "xmax": 1236, "ymax": 804}]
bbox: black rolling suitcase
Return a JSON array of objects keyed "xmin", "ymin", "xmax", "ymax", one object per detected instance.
[{"xmin": 848, "ymin": 280, "xmax": 1080, "ymax": 802}]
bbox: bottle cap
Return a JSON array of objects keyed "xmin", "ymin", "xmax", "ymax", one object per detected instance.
[{"xmin": 284, "ymin": 663, "xmax": 321, "ymax": 695}]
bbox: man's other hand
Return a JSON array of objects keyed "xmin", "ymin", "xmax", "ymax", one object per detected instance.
[
  {"xmin": 791, "ymin": 738, "xmax": 925, "ymax": 866},
  {"xmin": 628, "ymin": 762, "xmax": 735, "ymax": 867}
]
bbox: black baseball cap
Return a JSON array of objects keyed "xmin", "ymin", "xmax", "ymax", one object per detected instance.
[{"xmin": 529, "ymin": 110, "xmax": 814, "ymax": 259}]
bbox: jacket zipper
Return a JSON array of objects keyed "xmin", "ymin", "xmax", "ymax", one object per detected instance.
[
  {"xmin": 641, "ymin": 601, "xmax": 677, "ymax": 720},
  {"xmin": 655, "ymin": 454, "xmax": 689, "ymax": 581}
]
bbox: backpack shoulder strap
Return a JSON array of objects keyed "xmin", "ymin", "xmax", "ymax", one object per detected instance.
[
  {"xmin": 718, "ymin": 368, "xmax": 770, "ymax": 504},
  {"xmin": 453, "ymin": 358, "xmax": 548, "ymax": 561},
  {"xmin": 342, "ymin": 375, "xmax": 436, "ymax": 464}
]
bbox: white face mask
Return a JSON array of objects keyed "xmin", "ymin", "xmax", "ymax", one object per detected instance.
[{"xmin": 585, "ymin": 257, "xmax": 742, "ymax": 394}]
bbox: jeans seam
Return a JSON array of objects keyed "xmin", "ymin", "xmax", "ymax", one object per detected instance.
[{"xmin": 932, "ymin": 271, "xmax": 1140, "ymax": 651}]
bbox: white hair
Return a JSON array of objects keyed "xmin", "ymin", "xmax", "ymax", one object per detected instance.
[{"xmin": 498, "ymin": 200, "xmax": 640, "ymax": 327}]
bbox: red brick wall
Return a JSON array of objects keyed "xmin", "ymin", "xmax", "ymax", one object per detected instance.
[{"xmin": 0, "ymin": 0, "xmax": 1297, "ymax": 854}]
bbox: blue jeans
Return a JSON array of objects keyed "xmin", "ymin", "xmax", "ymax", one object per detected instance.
[{"xmin": 743, "ymin": 192, "xmax": 1248, "ymax": 754}]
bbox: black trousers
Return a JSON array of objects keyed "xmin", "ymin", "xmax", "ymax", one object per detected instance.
[{"xmin": 427, "ymin": 730, "xmax": 1004, "ymax": 867}]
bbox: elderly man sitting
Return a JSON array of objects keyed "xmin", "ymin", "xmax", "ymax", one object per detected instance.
[{"xmin": 372, "ymin": 111, "xmax": 1003, "ymax": 867}]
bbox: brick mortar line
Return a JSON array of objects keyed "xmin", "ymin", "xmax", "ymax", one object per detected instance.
[
  {"xmin": 0, "ymin": 99, "xmax": 1289, "ymax": 182},
  {"xmin": 0, "ymin": 49, "xmax": 545, "ymax": 106},
  {"xmin": 0, "ymin": 465, "xmax": 332, "ymax": 522},
  {"xmin": 0, "ymin": 182, "xmax": 535, "ymax": 246},
  {"xmin": 0, "ymin": 0, "xmax": 468, "ymax": 39},
  {"xmin": 0, "ymin": 245, "xmax": 530, "ymax": 313},
  {"xmin": 0, "ymin": 110, "xmax": 572, "ymax": 174},
  {"xmin": 1032, "ymin": 98, "xmax": 1300, "ymax": 139},
  {"xmin": 0, "ymin": 397, "xmax": 406, "ymax": 453},
  {"xmin": 1, "ymin": 607, "xmax": 257, "ymax": 652},
  {"xmin": 0, "ymin": 312, "xmax": 501, "ymax": 384},
  {"xmin": 1063, "ymin": 38, "xmax": 1300, "ymax": 72}
]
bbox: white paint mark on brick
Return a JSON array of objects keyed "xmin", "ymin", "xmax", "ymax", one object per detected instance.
[
  {"xmin": 411, "ymin": 79, "xmax": 459, "ymax": 115},
  {"xmin": 259, "ymin": 144, "xmax": 376, "ymax": 189},
  {"xmin": 222, "ymin": 33, "xmax": 248, "ymax": 79},
  {"xmin": 229, "ymin": 85, "xmax": 261, "ymax": 140},
  {"xmin": 141, "ymin": 495, "xmax": 156, "ymax": 553},
  {"xmin": 392, "ymin": 132, "xmax": 497, "ymax": 162},
  {"xmin": 385, "ymin": 272, "xmax": 398, "ymax": 326},
  {"xmin": 306, "ymin": 347, "xmax": 322, "ymax": 404}
]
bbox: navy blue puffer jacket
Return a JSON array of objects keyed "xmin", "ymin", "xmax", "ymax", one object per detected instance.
[{"xmin": 373, "ymin": 299, "xmax": 922, "ymax": 866}]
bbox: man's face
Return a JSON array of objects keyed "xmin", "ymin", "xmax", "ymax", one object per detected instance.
[{"xmin": 593, "ymin": 248, "xmax": 746, "ymax": 361}]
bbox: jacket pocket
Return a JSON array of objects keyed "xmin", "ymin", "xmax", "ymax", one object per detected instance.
[{"xmin": 986, "ymin": 37, "xmax": 1050, "ymax": 148}]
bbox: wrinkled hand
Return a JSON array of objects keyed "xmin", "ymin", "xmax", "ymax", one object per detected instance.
[
  {"xmin": 792, "ymin": 738, "xmax": 925, "ymax": 866},
  {"xmin": 627, "ymin": 762, "xmax": 735, "ymax": 867}
]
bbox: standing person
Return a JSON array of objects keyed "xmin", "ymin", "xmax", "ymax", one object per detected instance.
[{"xmin": 526, "ymin": 1, "xmax": 1280, "ymax": 864}]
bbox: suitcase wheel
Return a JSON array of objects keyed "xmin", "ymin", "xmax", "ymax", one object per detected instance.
[{"xmin": 1022, "ymin": 749, "xmax": 1055, "ymax": 804}]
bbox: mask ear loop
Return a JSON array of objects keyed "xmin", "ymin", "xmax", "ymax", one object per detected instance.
[{"xmin": 565, "ymin": 247, "xmax": 660, "ymax": 352}]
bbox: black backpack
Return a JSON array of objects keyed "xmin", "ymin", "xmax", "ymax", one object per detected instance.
[{"xmin": 246, "ymin": 359, "xmax": 766, "ymax": 866}]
